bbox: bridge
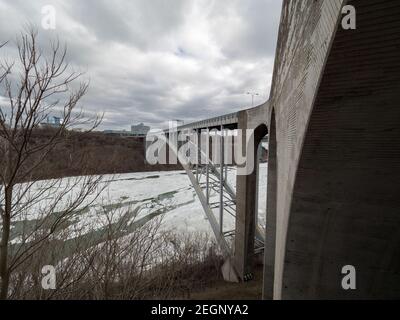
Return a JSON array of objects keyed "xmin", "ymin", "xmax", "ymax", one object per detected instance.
[{"xmin": 162, "ymin": 0, "xmax": 400, "ymax": 299}]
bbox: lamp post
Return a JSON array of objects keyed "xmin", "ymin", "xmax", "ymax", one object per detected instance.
[{"xmin": 246, "ymin": 92, "xmax": 260, "ymax": 107}]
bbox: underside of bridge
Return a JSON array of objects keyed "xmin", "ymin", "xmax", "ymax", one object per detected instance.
[
  {"xmin": 264, "ymin": 0, "xmax": 400, "ymax": 299},
  {"xmin": 281, "ymin": 0, "xmax": 400, "ymax": 299}
]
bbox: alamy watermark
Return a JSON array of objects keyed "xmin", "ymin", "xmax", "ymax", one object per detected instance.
[
  {"xmin": 341, "ymin": 5, "xmax": 356, "ymax": 30},
  {"xmin": 41, "ymin": 5, "xmax": 56, "ymax": 30},
  {"xmin": 41, "ymin": 265, "xmax": 56, "ymax": 290},
  {"xmin": 341, "ymin": 265, "xmax": 356, "ymax": 290},
  {"xmin": 145, "ymin": 121, "xmax": 257, "ymax": 175}
]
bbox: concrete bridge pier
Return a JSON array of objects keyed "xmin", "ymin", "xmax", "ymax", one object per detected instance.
[{"xmin": 234, "ymin": 110, "xmax": 268, "ymax": 281}]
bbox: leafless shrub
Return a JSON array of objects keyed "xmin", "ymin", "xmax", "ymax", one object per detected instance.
[{"xmin": 7, "ymin": 203, "xmax": 222, "ymax": 300}]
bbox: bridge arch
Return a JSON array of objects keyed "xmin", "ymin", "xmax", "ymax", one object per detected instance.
[
  {"xmin": 254, "ymin": 122, "xmax": 269, "ymax": 248},
  {"xmin": 281, "ymin": 0, "xmax": 400, "ymax": 299},
  {"xmin": 234, "ymin": 119, "xmax": 268, "ymax": 280},
  {"xmin": 254, "ymin": 122, "xmax": 269, "ymax": 229},
  {"xmin": 262, "ymin": 109, "xmax": 277, "ymax": 299}
]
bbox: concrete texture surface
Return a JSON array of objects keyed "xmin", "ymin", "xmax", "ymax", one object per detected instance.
[{"xmin": 264, "ymin": 0, "xmax": 400, "ymax": 299}]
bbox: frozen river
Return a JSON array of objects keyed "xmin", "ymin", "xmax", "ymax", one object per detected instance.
[{"xmin": 8, "ymin": 164, "xmax": 267, "ymax": 245}]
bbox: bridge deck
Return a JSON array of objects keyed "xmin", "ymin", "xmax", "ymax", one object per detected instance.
[{"xmin": 177, "ymin": 111, "xmax": 239, "ymax": 131}]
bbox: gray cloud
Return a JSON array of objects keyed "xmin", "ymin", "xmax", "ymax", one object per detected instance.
[{"xmin": 0, "ymin": 0, "xmax": 282, "ymax": 130}]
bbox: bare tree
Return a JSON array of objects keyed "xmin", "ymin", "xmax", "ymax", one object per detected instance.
[
  {"xmin": 0, "ymin": 28, "xmax": 103, "ymax": 299},
  {"xmin": 0, "ymin": 29, "xmax": 221, "ymax": 301}
]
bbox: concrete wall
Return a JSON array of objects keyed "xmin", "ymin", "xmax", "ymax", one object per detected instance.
[
  {"xmin": 267, "ymin": 0, "xmax": 346, "ymax": 299},
  {"xmin": 264, "ymin": 0, "xmax": 400, "ymax": 299}
]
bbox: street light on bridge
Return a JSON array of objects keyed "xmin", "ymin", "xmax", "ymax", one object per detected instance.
[{"xmin": 246, "ymin": 92, "xmax": 259, "ymax": 107}]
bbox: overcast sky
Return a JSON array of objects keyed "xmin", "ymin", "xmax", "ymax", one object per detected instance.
[{"xmin": 0, "ymin": 0, "xmax": 282, "ymax": 130}]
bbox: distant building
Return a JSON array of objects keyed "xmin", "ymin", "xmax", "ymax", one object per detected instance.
[
  {"xmin": 175, "ymin": 120, "xmax": 185, "ymax": 130},
  {"xmin": 130, "ymin": 123, "xmax": 150, "ymax": 137},
  {"xmin": 40, "ymin": 116, "xmax": 62, "ymax": 128},
  {"xmin": 103, "ymin": 123, "xmax": 150, "ymax": 138},
  {"xmin": 174, "ymin": 119, "xmax": 184, "ymax": 127},
  {"xmin": 103, "ymin": 129, "xmax": 134, "ymax": 137}
]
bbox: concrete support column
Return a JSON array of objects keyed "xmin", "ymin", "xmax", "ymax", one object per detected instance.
[
  {"xmin": 254, "ymin": 142, "xmax": 262, "ymax": 227},
  {"xmin": 234, "ymin": 111, "xmax": 257, "ymax": 280},
  {"xmin": 219, "ymin": 125, "xmax": 224, "ymax": 235},
  {"xmin": 205, "ymin": 129, "xmax": 210, "ymax": 204}
]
